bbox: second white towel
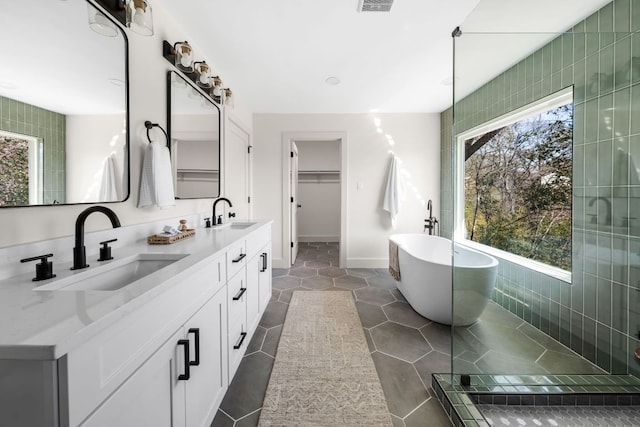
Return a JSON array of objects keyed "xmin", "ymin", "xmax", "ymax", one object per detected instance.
[
  {"xmin": 382, "ymin": 155, "xmax": 404, "ymax": 229},
  {"xmin": 138, "ymin": 142, "xmax": 175, "ymax": 209}
]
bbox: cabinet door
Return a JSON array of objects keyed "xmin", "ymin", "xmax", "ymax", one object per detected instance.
[
  {"xmin": 184, "ymin": 288, "xmax": 228, "ymax": 427},
  {"xmin": 246, "ymin": 253, "xmax": 261, "ymax": 334},
  {"xmin": 258, "ymin": 245, "xmax": 272, "ymax": 312},
  {"xmin": 228, "ymin": 272, "xmax": 248, "ymax": 381},
  {"xmin": 80, "ymin": 329, "xmax": 186, "ymax": 427}
]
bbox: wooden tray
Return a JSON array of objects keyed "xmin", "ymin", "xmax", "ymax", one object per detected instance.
[{"xmin": 148, "ymin": 229, "xmax": 195, "ymax": 245}]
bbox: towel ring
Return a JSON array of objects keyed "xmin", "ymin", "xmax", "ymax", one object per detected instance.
[{"xmin": 144, "ymin": 120, "xmax": 170, "ymax": 149}]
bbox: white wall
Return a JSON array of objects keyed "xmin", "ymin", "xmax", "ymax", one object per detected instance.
[
  {"xmin": 296, "ymin": 140, "xmax": 340, "ymax": 242},
  {"xmin": 253, "ymin": 113, "xmax": 440, "ymax": 268},
  {"xmin": 0, "ymin": 2, "xmax": 252, "ymax": 249},
  {"xmin": 66, "ymin": 114, "xmax": 127, "ymax": 202}
]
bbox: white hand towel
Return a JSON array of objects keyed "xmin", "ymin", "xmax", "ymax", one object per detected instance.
[
  {"xmin": 138, "ymin": 142, "xmax": 176, "ymax": 208},
  {"xmin": 99, "ymin": 154, "xmax": 118, "ymax": 202},
  {"xmin": 382, "ymin": 155, "xmax": 404, "ymax": 229}
]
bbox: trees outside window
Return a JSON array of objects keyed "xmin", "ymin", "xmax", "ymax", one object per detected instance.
[
  {"xmin": 0, "ymin": 134, "xmax": 30, "ymax": 206},
  {"xmin": 463, "ymin": 101, "xmax": 572, "ymax": 271}
]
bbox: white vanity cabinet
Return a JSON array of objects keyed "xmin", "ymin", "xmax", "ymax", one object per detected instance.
[
  {"xmin": 63, "ymin": 256, "xmax": 227, "ymax": 427},
  {"xmin": 0, "ymin": 221, "xmax": 272, "ymax": 427},
  {"xmin": 80, "ymin": 286, "xmax": 228, "ymax": 427}
]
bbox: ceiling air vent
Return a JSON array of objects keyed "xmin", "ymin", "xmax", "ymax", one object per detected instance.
[{"xmin": 357, "ymin": 0, "xmax": 394, "ymax": 12}]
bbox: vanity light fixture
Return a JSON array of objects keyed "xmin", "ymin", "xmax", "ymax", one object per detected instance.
[
  {"xmin": 87, "ymin": 4, "xmax": 118, "ymax": 37},
  {"xmin": 92, "ymin": 0, "xmax": 153, "ymax": 37},
  {"xmin": 194, "ymin": 61, "xmax": 212, "ymax": 88},
  {"xmin": 172, "ymin": 41, "xmax": 194, "ymax": 73}
]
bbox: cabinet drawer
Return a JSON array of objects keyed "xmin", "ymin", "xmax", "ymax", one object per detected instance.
[
  {"xmin": 226, "ymin": 240, "xmax": 246, "ymax": 280},
  {"xmin": 62, "ymin": 260, "xmax": 221, "ymax": 427}
]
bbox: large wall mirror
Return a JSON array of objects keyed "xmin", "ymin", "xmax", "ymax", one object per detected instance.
[
  {"xmin": 168, "ymin": 71, "xmax": 221, "ymax": 199},
  {"xmin": 0, "ymin": 0, "xmax": 128, "ymax": 207}
]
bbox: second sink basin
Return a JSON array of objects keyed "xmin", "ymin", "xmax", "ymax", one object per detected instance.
[
  {"xmin": 35, "ymin": 253, "xmax": 189, "ymax": 292},
  {"xmin": 230, "ymin": 222, "xmax": 255, "ymax": 229}
]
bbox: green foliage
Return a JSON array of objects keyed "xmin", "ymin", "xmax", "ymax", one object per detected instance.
[
  {"xmin": 0, "ymin": 136, "xmax": 30, "ymax": 206},
  {"xmin": 464, "ymin": 103, "xmax": 573, "ymax": 270}
]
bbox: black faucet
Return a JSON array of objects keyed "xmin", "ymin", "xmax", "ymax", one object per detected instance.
[
  {"xmin": 588, "ymin": 196, "xmax": 611, "ymax": 225},
  {"xmin": 212, "ymin": 197, "xmax": 232, "ymax": 226},
  {"xmin": 71, "ymin": 206, "xmax": 121, "ymax": 270},
  {"xmin": 424, "ymin": 199, "xmax": 438, "ymax": 235}
]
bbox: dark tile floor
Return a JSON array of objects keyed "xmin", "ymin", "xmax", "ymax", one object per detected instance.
[
  {"xmin": 211, "ymin": 242, "xmax": 603, "ymax": 426},
  {"xmin": 212, "ymin": 242, "xmax": 452, "ymax": 427}
]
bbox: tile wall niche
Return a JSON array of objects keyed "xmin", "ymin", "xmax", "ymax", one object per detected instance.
[
  {"xmin": 0, "ymin": 95, "xmax": 66, "ymax": 204},
  {"xmin": 441, "ymin": 0, "xmax": 640, "ymax": 376}
]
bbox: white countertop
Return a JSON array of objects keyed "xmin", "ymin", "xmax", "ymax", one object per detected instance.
[{"xmin": 0, "ymin": 221, "xmax": 272, "ymax": 361}]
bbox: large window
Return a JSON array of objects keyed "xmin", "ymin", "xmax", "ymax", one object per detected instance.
[{"xmin": 459, "ymin": 90, "xmax": 573, "ymax": 272}]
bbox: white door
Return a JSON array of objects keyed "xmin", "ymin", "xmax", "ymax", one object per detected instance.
[
  {"xmin": 290, "ymin": 142, "xmax": 299, "ymax": 264},
  {"xmin": 225, "ymin": 119, "xmax": 251, "ymax": 219}
]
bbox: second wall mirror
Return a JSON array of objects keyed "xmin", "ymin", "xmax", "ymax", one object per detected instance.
[{"xmin": 167, "ymin": 71, "xmax": 221, "ymax": 199}]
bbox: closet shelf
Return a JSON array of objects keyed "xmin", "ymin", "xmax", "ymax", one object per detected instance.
[
  {"xmin": 298, "ymin": 170, "xmax": 340, "ymax": 183},
  {"xmin": 176, "ymin": 169, "xmax": 219, "ymax": 174}
]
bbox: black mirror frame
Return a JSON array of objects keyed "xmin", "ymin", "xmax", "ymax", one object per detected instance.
[{"xmin": 166, "ymin": 70, "xmax": 221, "ymax": 199}]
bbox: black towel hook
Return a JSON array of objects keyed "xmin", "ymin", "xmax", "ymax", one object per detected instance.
[{"xmin": 144, "ymin": 120, "xmax": 170, "ymax": 149}]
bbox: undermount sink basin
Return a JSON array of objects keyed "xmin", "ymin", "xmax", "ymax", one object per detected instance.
[
  {"xmin": 230, "ymin": 222, "xmax": 255, "ymax": 229},
  {"xmin": 34, "ymin": 253, "xmax": 189, "ymax": 292}
]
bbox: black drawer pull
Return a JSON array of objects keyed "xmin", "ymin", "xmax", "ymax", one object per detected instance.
[
  {"xmin": 233, "ymin": 287, "xmax": 247, "ymax": 300},
  {"xmin": 177, "ymin": 339, "xmax": 190, "ymax": 380},
  {"xmin": 188, "ymin": 328, "xmax": 200, "ymax": 366},
  {"xmin": 260, "ymin": 252, "xmax": 268, "ymax": 272},
  {"xmin": 232, "ymin": 253, "xmax": 246, "ymax": 263},
  {"xmin": 233, "ymin": 332, "xmax": 247, "ymax": 349}
]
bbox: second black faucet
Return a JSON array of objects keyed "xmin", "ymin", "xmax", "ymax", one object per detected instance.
[{"xmin": 211, "ymin": 197, "xmax": 233, "ymax": 226}]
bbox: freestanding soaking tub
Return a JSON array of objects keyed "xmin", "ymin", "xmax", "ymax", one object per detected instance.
[{"xmin": 389, "ymin": 234, "xmax": 498, "ymax": 326}]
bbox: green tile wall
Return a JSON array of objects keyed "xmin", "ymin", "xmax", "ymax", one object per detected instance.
[
  {"xmin": 0, "ymin": 96, "xmax": 66, "ymax": 204},
  {"xmin": 442, "ymin": 0, "xmax": 640, "ymax": 377}
]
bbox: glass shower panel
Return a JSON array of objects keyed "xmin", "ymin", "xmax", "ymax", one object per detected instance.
[{"xmin": 451, "ymin": 28, "xmax": 637, "ymax": 378}]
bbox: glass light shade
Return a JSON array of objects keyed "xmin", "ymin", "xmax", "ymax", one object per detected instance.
[
  {"xmin": 194, "ymin": 61, "xmax": 211, "ymax": 88},
  {"xmin": 173, "ymin": 41, "xmax": 193, "ymax": 73},
  {"xmin": 87, "ymin": 5, "xmax": 118, "ymax": 37},
  {"xmin": 126, "ymin": 0, "xmax": 153, "ymax": 36},
  {"xmin": 210, "ymin": 76, "xmax": 223, "ymax": 102},
  {"xmin": 223, "ymin": 88, "xmax": 234, "ymax": 107}
]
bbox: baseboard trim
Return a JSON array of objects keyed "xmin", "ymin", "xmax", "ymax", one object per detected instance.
[{"xmin": 345, "ymin": 258, "xmax": 388, "ymax": 269}]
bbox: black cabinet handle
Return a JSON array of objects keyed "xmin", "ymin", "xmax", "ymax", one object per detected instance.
[
  {"xmin": 233, "ymin": 287, "xmax": 247, "ymax": 300},
  {"xmin": 231, "ymin": 254, "xmax": 247, "ymax": 262},
  {"xmin": 188, "ymin": 328, "xmax": 200, "ymax": 366},
  {"xmin": 233, "ymin": 332, "xmax": 247, "ymax": 349},
  {"xmin": 232, "ymin": 253, "xmax": 246, "ymax": 263},
  {"xmin": 260, "ymin": 252, "xmax": 268, "ymax": 272},
  {"xmin": 177, "ymin": 339, "xmax": 190, "ymax": 380}
]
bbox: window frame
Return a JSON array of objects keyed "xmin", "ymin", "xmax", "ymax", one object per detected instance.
[{"xmin": 455, "ymin": 87, "xmax": 574, "ymax": 283}]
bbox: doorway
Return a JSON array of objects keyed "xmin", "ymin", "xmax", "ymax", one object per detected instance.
[
  {"xmin": 281, "ymin": 132, "xmax": 347, "ymax": 268},
  {"xmin": 225, "ymin": 117, "xmax": 252, "ymax": 219}
]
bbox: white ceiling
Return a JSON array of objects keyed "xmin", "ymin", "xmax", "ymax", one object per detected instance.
[
  {"xmin": 0, "ymin": 0, "xmax": 613, "ymax": 116},
  {"xmin": 155, "ymin": 0, "xmax": 612, "ymax": 114}
]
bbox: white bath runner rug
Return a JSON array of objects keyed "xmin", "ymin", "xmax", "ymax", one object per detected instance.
[{"xmin": 258, "ymin": 291, "xmax": 393, "ymax": 426}]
